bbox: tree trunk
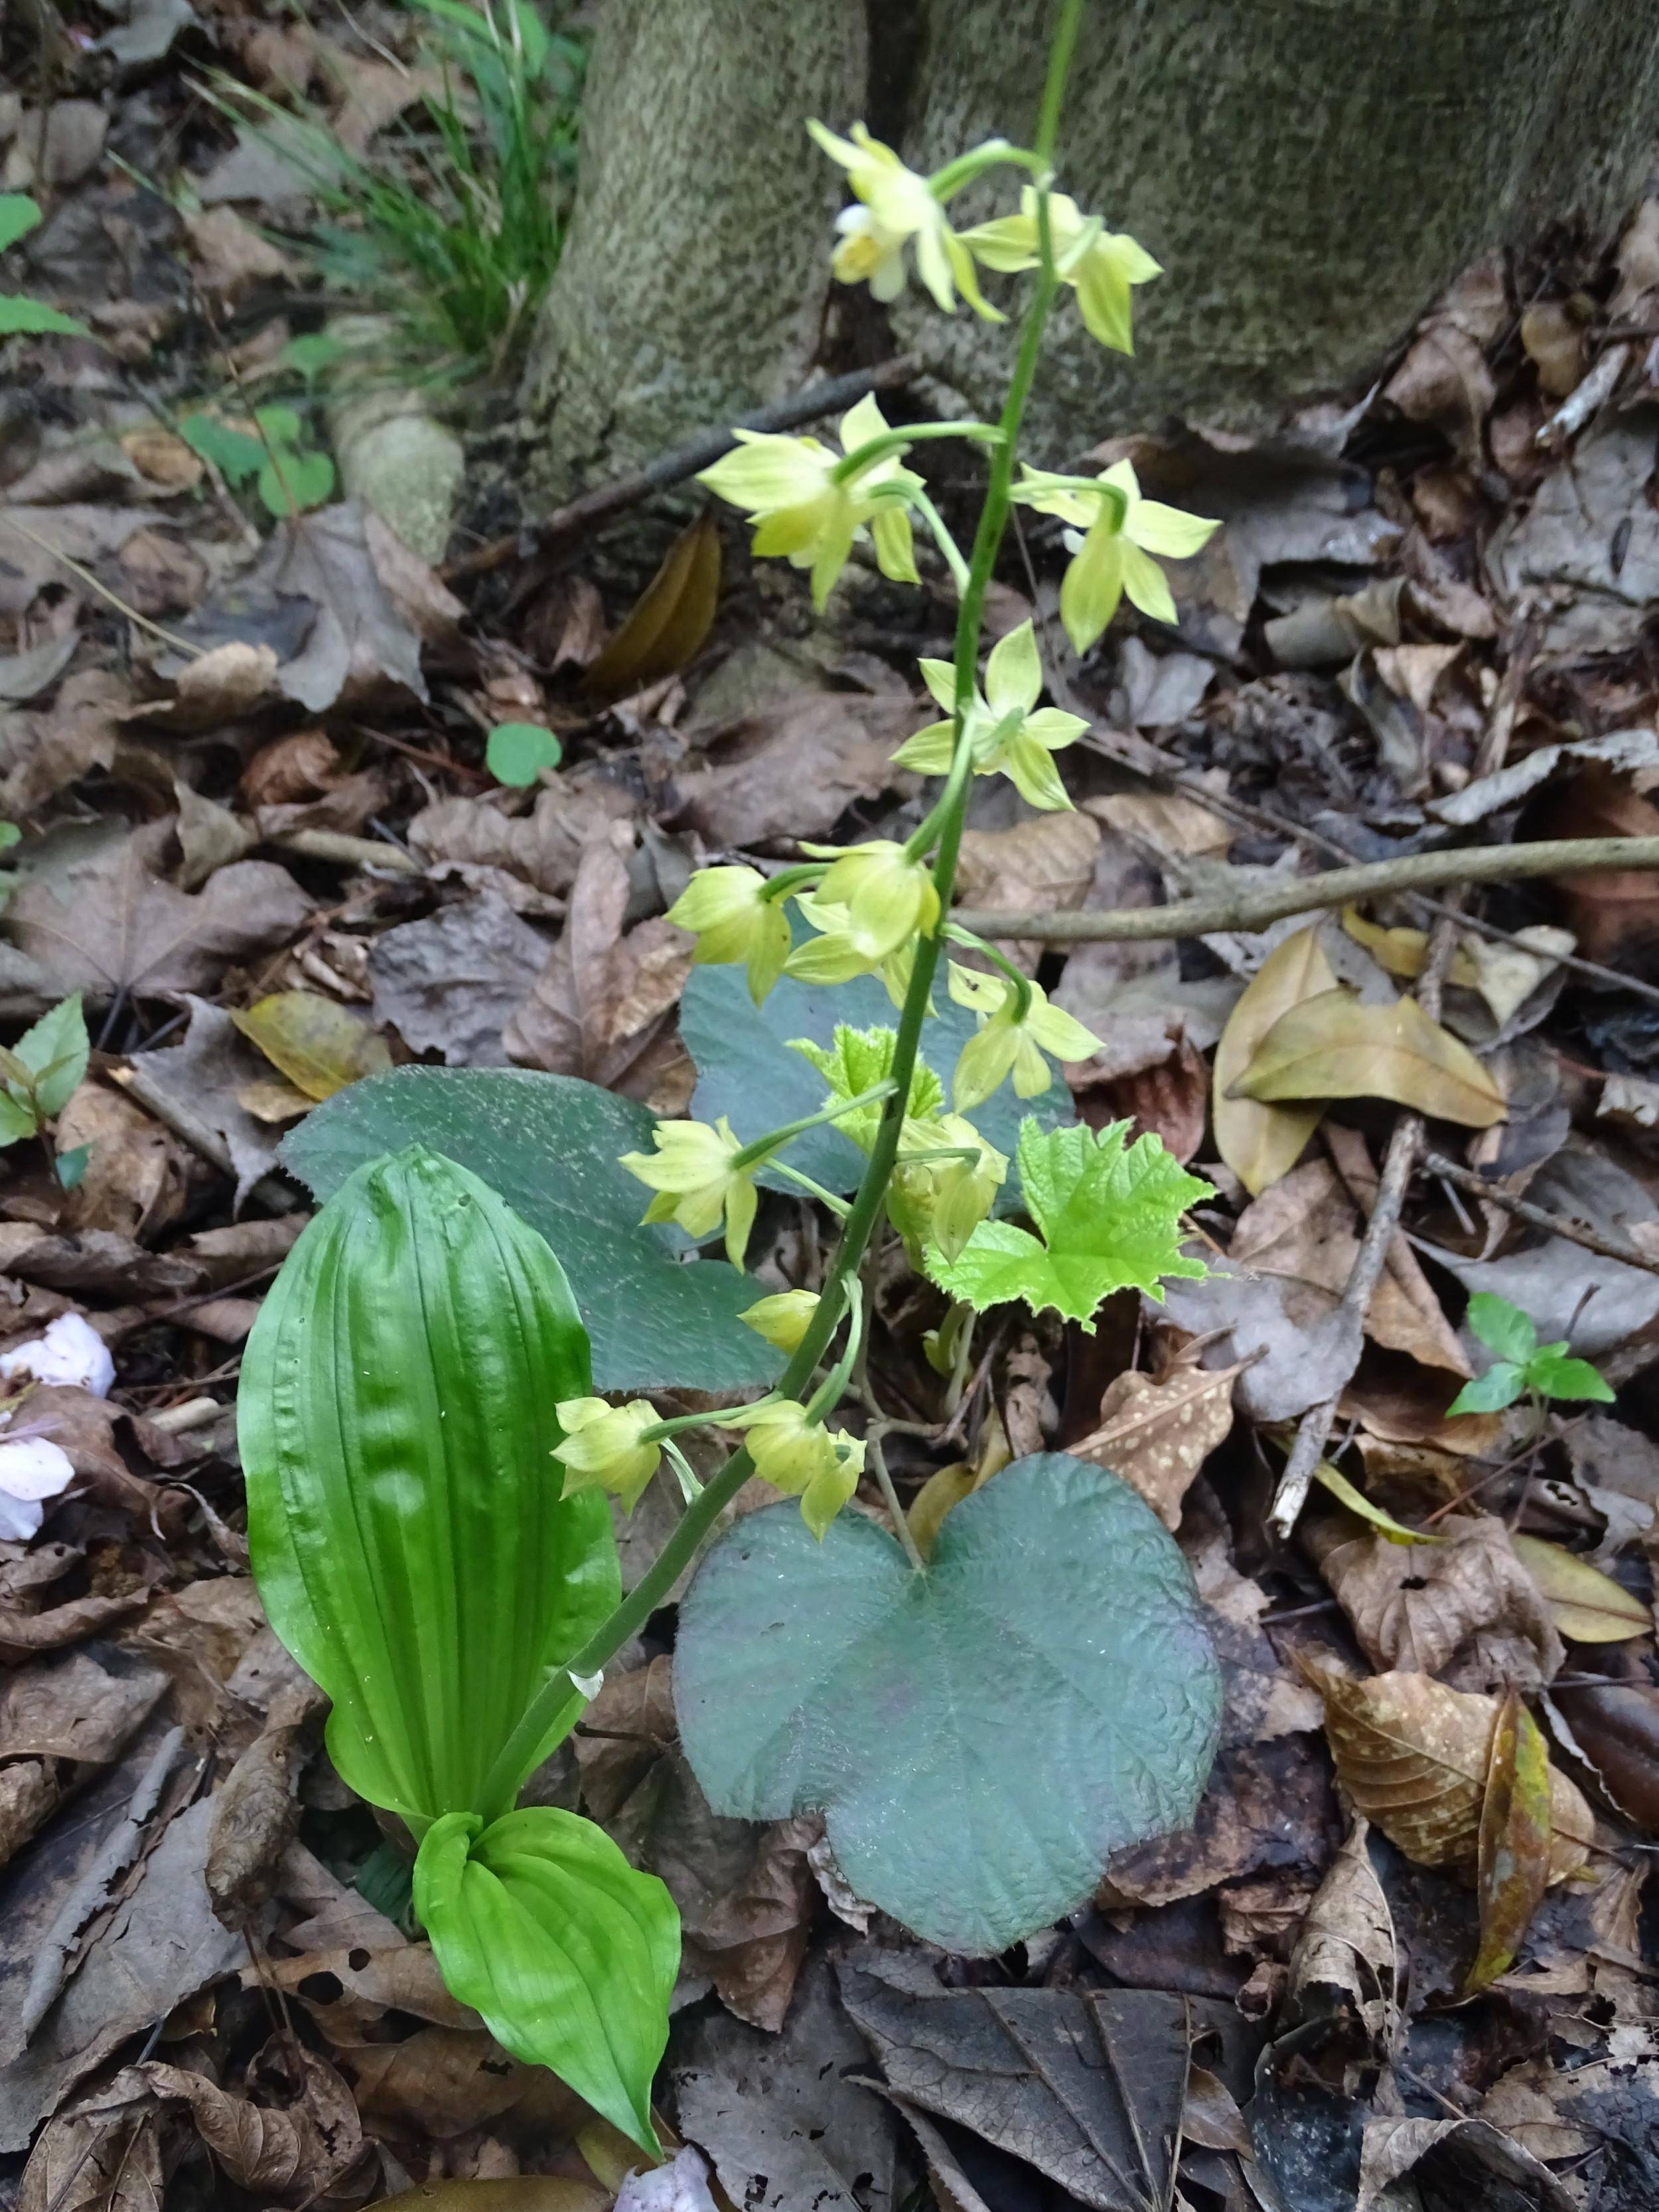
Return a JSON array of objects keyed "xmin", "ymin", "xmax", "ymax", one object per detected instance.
[{"xmin": 522, "ymin": 0, "xmax": 1659, "ymax": 487}]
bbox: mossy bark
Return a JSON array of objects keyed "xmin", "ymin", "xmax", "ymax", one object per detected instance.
[{"xmin": 522, "ymin": 0, "xmax": 1659, "ymax": 485}]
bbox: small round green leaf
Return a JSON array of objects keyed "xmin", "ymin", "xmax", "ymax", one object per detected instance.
[
  {"xmin": 241, "ymin": 1145, "xmax": 620, "ymax": 1824},
  {"xmin": 486, "ymin": 722, "xmax": 563, "ymax": 786},
  {"xmin": 415, "ymin": 1806, "xmax": 678, "ymax": 2156},
  {"xmin": 0, "ymin": 196, "xmax": 43, "ymax": 254},
  {"xmin": 258, "ymin": 449, "xmax": 335, "ymax": 518},
  {"xmin": 676, "ymin": 1453, "xmax": 1222, "ymax": 1954}
]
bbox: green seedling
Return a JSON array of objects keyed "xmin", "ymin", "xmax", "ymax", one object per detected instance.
[{"xmin": 1448, "ymin": 1290, "xmax": 1616, "ymax": 1418}]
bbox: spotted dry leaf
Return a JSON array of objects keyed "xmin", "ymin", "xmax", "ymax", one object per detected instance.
[
  {"xmin": 1070, "ymin": 1361, "xmax": 1242, "ymax": 1528},
  {"xmin": 1300, "ymin": 1660, "xmax": 1591, "ymax": 1883}
]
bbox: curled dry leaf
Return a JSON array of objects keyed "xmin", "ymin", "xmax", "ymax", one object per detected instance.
[
  {"xmin": 127, "ymin": 2045, "xmax": 364, "ymax": 2203},
  {"xmin": 1287, "ymin": 1817, "xmax": 1396, "ymax": 2038},
  {"xmin": 1509, "ymin": 1534, "xmax": 1652, "ymax": 1642},
  {"xmin": 230, "ymin": 992, "xmax": 392, "ymax": 1103},
  {"xmin": 584, "ymin": 514, "xmax": 721, "ymax": 698},
  {"xmin": 1212, "ymin": 925, "xmax": 1336, "ymax": 1195},
  {"xmin": 1300, "ymin": 1661, "xmax": 1593, "ymax": 1883},
  {"xmin": 1467, "ymin": 1688, "xmax": 1553, "ymax": 1993},
  {"xmin": 1068, "ymin": 1360, "xmax": 1240, "ymax": 1529},
  {"xmin": 1304, "ymin": 1510, "xmax": 1563, "ymax": 1692},
  {"xmin": 1545, "ymin": 1679, "xmax": 1659, "ymax": 1833},
  {"xmin": 1232, "ymin": 989, "xmax": 1506, "ymax": 1126}
]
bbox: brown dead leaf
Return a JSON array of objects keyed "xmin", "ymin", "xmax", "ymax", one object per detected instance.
[
  {"xmin": 206, "ymin": 1678, "xmax": 327, "ymax": 1925},
  {"xmin": 17, "ymin": 2095, "xmax": 162, "ymax": 2212},
  {"xmin": 1287, "ymin": 1817, "xmax": 1396, "ymax": 2037},
  {"xmin": 503, "ymin": 828, "xmax": 691, "ymax": 1092},
  {"xmin": 1546, "ymin": 1678, "xmax": 1659, "ymax": 1832},
  {"xmin": 585, "ymin": 515, "xmax": 721, "ymax": 698},
  {"xmin": 671, "ymin": 693, "xmax": 917, "ymax": 848},
  {"xmin": 330, "ymin": 58, "xmax": 446, "ymax": 153},
  {"xmin": 185, "ymin": 205, "xmax": 300, "ymax": 300},
  {"xmin": 1549, "ymin": 764, "xmax": 1659, "ymax": 961},
  {"xmin": 127, "ymin": 2044, "xmax": 366, "ymax": 2203},
  {"xmin": 954, "ymin": 812, "xmax": 1101, "ymax": 967},
  {"xmin": 118, "ymin": 430, "xmax": 202, "ymax": 494},
  {"xmin": 1305, "ymin": 1509, "xmax": 1563, "ymax": 1691},
  {"xmin": 342, "ymin": 2027, "xmax": 587, "ymax": 2145},
  {"xmin": 1233, "ymin": 988, "xmax": 1506, "ymax": 1126},
  {"xmin": 1069, "ymin": 1361, "xmax": 1238, "ymax": 1528},
  {"xmin": 7, "ymin": 822, "xmax": 312, "ymax": 1008},
  {"xmin": 1084, "ymin": 1034, "xmax": 1209, "ymax": 1162},
  {"xmin": 1086, "ymin": 790, "xmax": 1232, "ymax": 859},
  {"xmin": 56, "ymin": 1081, "xmax": 185, "ymax": 1242},
  {"xmin": 0, "ymin": 668, "xmax": 126, "ymax": 816},
  {"xmin": 1302, "ymin": 1661, "xmax": 1592, "ymax": 1881},
  {"xmin": 241, "ymin": 729, "xmax": 346, "ymax": 808},
  {"xmin": 408, "ymin": 776, "xmax": 637, "ymax": 904},
  {"xmin": 1212, "ymin": 925, "xmax": 1336, "ymax": 1195}
]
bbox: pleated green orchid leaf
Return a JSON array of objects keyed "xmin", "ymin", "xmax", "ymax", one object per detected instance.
[
  {"xmin": 240, "ymin": 1144, "xmax": 620, "ymax": 1826},
  {"xmin": 415, "ymin": 1806, "xmax": 679, "ymax": 2154}
]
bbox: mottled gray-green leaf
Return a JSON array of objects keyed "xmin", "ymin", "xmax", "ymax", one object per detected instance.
[
  {"xmin": 281, "ymin": 1067, "xmax": 779, "ymax": 1393},
  {"xmin": 675, "ymin": 1453, "xmax": 1222, "ymax": 1954}
]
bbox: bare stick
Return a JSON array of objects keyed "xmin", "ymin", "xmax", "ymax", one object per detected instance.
[
  {"xmin": 952, "ymin": 834, "xmax": 1659, "ymax": 945},
  {"xmin": 1421, "ymin": 1149, "xmax": 1659, "ymax": 1278},
  {"xmin": 445, "ymin": 357, "xmax": 922, "ymax": 581}
]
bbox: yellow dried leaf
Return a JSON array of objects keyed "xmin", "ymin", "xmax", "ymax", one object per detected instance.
[
  {"xmin": 1212, "ymin": 926, "xmax": 1337, "ymax": 1195},
  {"xmin": 1232, "ymin": 989, "xmax": 1506, "ymax": 1127},
  {"xmin": 236, "ymin": 1077, "xmax": 316, "ymax": 1123},
  {"xmin": 1301, "ymin": 1661, "xmax": 1592, "ymax": 1883},
  {"xmin": 1467, "ymin": 1687, "xmax": 1553, "ymax": 1992},
  {"xmin": 231, "ymin": 992, "xmax": 392, "ymax": 1102},
  {"xmin": 1510, "ymin": 1534, "xmax": 1652, "ymax": 1643},
  {"xmin": 583, "ymin": 514, "xmax": 721, "ymax": 698},
  {"xmin": 907, "ymin": 1406, "xmax": 1011, "ymax": 1560},
  {"xmin": 1340, "ymin": 907, "xmax": 1478, "ymax": 988},
  {"xmin": 1312, "ymin": 1460, "xmax": 1442, "ymax": 1546}
]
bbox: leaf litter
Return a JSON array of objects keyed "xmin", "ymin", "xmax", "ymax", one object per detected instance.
[{"xmin": 0, "ymin": 41, "xmax": 1655, "ymax": 2212}]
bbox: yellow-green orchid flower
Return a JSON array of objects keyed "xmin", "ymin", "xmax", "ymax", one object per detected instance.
[
  {"xmin": 716, "ymin": 1398, "xmax": 866, "ymax": 1538},
  {"xmin": 1013, "ymin": 459, "xmax": 1218, "ymax": 654},
  {"xmin": 666, "ymin": 865, "xmax": 792, "ymax": 1005},
  {"xmin": 948, "ymin": 963, "xmax": 1104, "ymax": 1110},
  {"xmin": 618, "ymin": 1115, "xmax": 758, "ymax": 1268},
  {"xmin": 784, "ymin": 842, "xmax": 940, "ymax": 986},
  {"xmin": 739, "ymin": 1290, "xmax": 820, "ymax": 1354},
  {"xmin": 959, "ymin": 188, "xmax": 1161, "ymax": 352},
  {"xmin": 893, "ymin": 620, "xmax": 1087, "ymax": 811},
  {"xmin": 806, "ymin": 120, "xmax": 1003, "ymax": 322},
  {"xmin": 697, "ymin": 392, "xmax": 920, "ymax": 609},
  {"xmin": 551, "ymin": 1398, "xmax": 662, "ymax": 1513}
]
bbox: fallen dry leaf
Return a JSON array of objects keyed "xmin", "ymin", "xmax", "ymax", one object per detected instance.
[
  {"xmin": 230, "ymin": 992, "xmax": 391, "ymax": 1102},
  {"xmin": 1548, "ymin": 763, "xmax": 1659, "ymax": 961},
  {"xmin": 906, "ymin": 1407, "xmax": 1012, "ymax": 1560},
  {"xmin": 0, "ymin": 668, "xmax": 126, "ymax": 816},
  {"xmin": 1356, "ymin": 2114, "xmax": 1578, "ymax": 2212},
  {"xmin": 671, "ymin": 693, "xmax": 917, "ymax": 848},
  {"xmin": 1546, "ymin": 1678, "xmax": 1659, "ymax": 1832},
  {"xmin": 55, "ymin": 1079, "xmax": 186, "ymax": 1242},
  {"xmin": 1305, "ymin": 1509, "xmax": 1563, "ymax": 1691},
  {"xmin": 408, "ymin": 776, "xmax": 636, "ymax": 904},
  {"xmin": 1234, "ymin": 987, "xmax": 1506, "ymax": 1126},
  {"xmin": 954, "ymin": 811, "xmax": 1101, "ymax": 966},
  {"xmin": 125, "ymin": 2045, "xmax": 364, "ymax": 2203},
  {"xmin": 1302, "ymin": 1662, "xmax": 1592, "ymax": 1882},
  {"xmin": 206, "ymin": 1679, "xmax": 327, "ymax": 1925},
  {"xmin": 1510, "ymin": 1534, "xmax": 1651, "ymax": 1643},
  {"xmin": 585, "ymin": 514, "xmax": 721, "ymax": 698},
  {"xmin": 1069, "ymin": 1361, "xmax": 1239, "ymax": 1528},
  {"xmin": 1286, "ymin": 1817, "xmax": 1396, "ymax": 2038},
  {"xmin": 1467, "ymin": 1687, "xmax": 1554, "ymax": 1992},
  {"xmin": 1212, "ymin": 925, "xmax": 1336, "ymax": 1194},
  {"xmin": 371, "ymin": 891, "xmax": 551, "ymax": 1066}
]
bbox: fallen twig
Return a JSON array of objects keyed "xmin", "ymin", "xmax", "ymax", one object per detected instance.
[
  {"xmin": 444, "ymin": 357, "xmax": 921, "ymax": 581},
  {"xmin": 1421, "ymin": 1149, "xmax": 1659, "ymax": 1278},
  {"xmin": 952, "ymin": 834, "xmax": 1659, "ymax": 944}
]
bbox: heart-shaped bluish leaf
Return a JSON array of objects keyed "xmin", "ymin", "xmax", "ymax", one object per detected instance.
[
  {"xmin": 415, "ymin": 1806, "xmax": 678, "ymax": 2154},
  {"xmin": 241, "ymin": 1144, "xmax": 620, "ymax": 1824},
  {"xmin": 676, "ymin": 1453, "xmax": 1222, "ymax": 1954},
  {"xmin": 281, "ymin": 1069, "xmax": 780, "ymax": 1393},
  {"xmin": 681, "ymin": 960, "xmax": 1073, "ymax": 1198}
]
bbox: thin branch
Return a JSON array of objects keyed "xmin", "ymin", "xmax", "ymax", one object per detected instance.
[
  {"xmin": 444, "ymin": 357, "xmax": 921, "ymax": 581},
  {"xmin": 1421, "ymin": 1149, "xmax": 1659, "ymax": 1278},
  {"xmin": 867, "ymin": 1428, "xmax": 927, "ymax": 1572},
  {"xmin": 952, "ymin": 835, "xmax": 1659, "ymax": 944}
]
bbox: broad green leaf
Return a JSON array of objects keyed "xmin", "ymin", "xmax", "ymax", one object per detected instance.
[
  {"xmin": 0, "ymin": 295, "xmax": 89, "ymax": 338},
  {"xmin": 241, "ymin": 1145, "xmax": 620, "ymax": 1824},
  {"xmin": 415, "ymin": 1806, "xmax": 678, "ymax": 2154},
  {"xmin": 1447, "ymin": 1361, "xmax": 1525, "ymax": 1416},
  {"xmin": 231, "ymin": 990, "xmax": 391, "ymax": 1100},
  {"xmin": 13, "ymin": 992, "xmax": 88, "ymax": 1119},
  {"xmin": 1465, "ymin": 1291, "xmax": 1537, "ymax": 1364},
  {"xmin": 676, "ymin": 1453, "xmax": 1221, "ymax": 1954},
  {"xmin": 1526, "ymin": 1349, "xmax": 1615, "ymax": 1404},
  {"xmin": 281, "ymin": 1067, "xmax": 780, "ymax": 1393},
  {"xmin": 1510, "ymin": 1533, "xmax": 1650, "ymax": 1641},
  {"xmin": 178, "ymin": 413, "xmax": 266, "ymax": 487},
  {"xmin": 486, "ymin": 723, "xmax": 563, "ymax": 786},
  {"xmin": 682, "ymin": 960, "xmax": 1071, "ymax": 1198},
  {"xmin": 930, "ymin": 1119, "xmax": 1212, "ymax": 1330},
  {"xmin": 0, "ymin": 196, "xmax": 42, "ymax": 254},
  {"xmin": 258, "ymin": 449, "xmax": 335, "ymax": 518},
  {"xmin": 1231, "ymin": 988, "xmax": 1506, "ymax": 1128},
  {"xmin": 254, "ymin": 404, "xmax": 305, "ymax": 445}
]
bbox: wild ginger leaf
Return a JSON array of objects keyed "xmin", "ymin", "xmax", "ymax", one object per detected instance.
[{"xmin": 930, "ymin": 1118, "xmax": 1212, "ymax": 1329}]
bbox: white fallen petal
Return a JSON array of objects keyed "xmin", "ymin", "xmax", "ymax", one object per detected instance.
[
  {"xmin": 0, "ymin": 1436, "xmax": 75, "ymax": 1541},
  {"xmin": 614, "ymin": 2148, "xmax": 720, "ymax": 2212},
  {"xmin": 0, "ymin": 1313, "xmax": 115, "ymax": 1398}
]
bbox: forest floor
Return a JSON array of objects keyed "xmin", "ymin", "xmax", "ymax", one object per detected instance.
[{"xmin": 1, "ymin": 9, "xmax": 1659, "ymax": 2212}]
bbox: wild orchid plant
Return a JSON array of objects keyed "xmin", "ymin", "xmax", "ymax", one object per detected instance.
[{"xmin": 242, "ymin": 0, "xmax": 1226, "ymax": 2162}]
